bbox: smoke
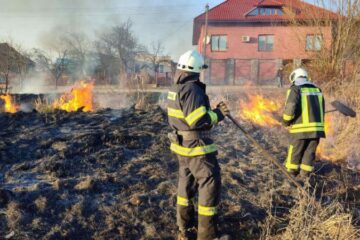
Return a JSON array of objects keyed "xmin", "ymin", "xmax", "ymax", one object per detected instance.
[
  {"xmin": 0, "ymin": 0, "xmax": 223, "ymax": 59},
  {"xmin": 19, "ymin": 72, "xmax": 50, "ymax": 94}
]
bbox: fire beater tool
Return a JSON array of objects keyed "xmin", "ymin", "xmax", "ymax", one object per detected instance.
[
  {"xmin": 325, "ymin": 100, "xmax": 356, "ymax": 117},
  {"xmin": 226, "ymin": 114, "xmax": 307, "ymax": 194}
]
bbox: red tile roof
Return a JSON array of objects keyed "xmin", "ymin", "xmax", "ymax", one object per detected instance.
[
  {"xmin": 255, "ymin": 0, "xmax": 284, "ymax": 7},
  {"xmin": 193, "ymin": 0, "xmax": 338, "ymax": 44}
]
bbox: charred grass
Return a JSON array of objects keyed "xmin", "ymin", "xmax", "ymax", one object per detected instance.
[{"xmin": 0, "ymin": 97, "xmax": 359, "ymax": 239}]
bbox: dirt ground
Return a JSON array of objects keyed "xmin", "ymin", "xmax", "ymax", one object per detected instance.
[{"xmin": 0, "ymin": 98, "xmax": 359, "ymax": 239}]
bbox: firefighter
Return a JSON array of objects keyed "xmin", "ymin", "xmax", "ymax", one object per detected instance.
[
  {"xmin": 282, "ymin": 68, "xmax": 325, "ymax": 178},
  {"xmin": 167, "ymin": 50, "xmax": 230, "ymax": 240}
]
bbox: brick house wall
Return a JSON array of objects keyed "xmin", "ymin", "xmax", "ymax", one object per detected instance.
[
  {"xmin": 193, "ymin": 0, "xmax": 338, "ymax": 85},
  {"xmin": 198, "ymin": 24, "xmax": 332, "ymax": 60}
]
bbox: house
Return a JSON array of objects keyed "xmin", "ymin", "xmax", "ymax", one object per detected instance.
[
  {"xmin": 193, "ymin": 0, "xmax": 338, "ymax": 85},
  {"xmin": 133, "ymin": 52, "xmax": 174, "ymax": 86},
  {"xmin": 0, "ymin": 43, "xmax": 35, "ymax": 92}
]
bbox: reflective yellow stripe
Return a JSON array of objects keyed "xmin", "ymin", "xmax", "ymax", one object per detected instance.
[
  {"xmin": 185, "ymin": 106, "xmax": 207, "ymax": 126},
  {"xmin": 167, "ymin": 91, "xmax": 177, "ymax": 101},
  {"xmin": 208, "ymin": 111, "xmax": 218, "ymax": 125},
  {"xmin": 177, "ymin": 196, "xmax": 189, "ymax": 206},
  {"xmin": 283, "ymin": 113, "xmax": 294, "ymax": 121},
  {"xmin": 168, "ymin": 108, "xmax": 184, "ymax": 119},
  {"xmin": 198, "ymin": 205, "xmax": 217, "ymax": 216},
  {"xmin": 302, "ymin": 92, "xmax": 322, "ymax": 96},
  {"xmin": 291, "ymin": 122, "xmax": 324, "ymax": 129},
  {"xmin": 318, "ymin": 94, "xmax": 324, "ymax": 124},
  {"xmin": 300, "ymin": 164, "xmax": 314, "ymax": 172},
  {"xmin": 285, "ymin": 145, "xmax": 299, "ymax": 170},
  {"xmin": 290, "ymin": 127, "xmax": 324, "ymax": 133},
  {"xmin": 170, "ymin": 143, "xmax": 217, "ymax": 156},
  {"xmin": 301, "ymin": 92, "xmax": 309, "ymax": 124},
  {"xmin": 301, "ymin": 88, "xmax": 320, "ymax": 93},
  {"xmin": 286, "ymin": 89, "xmax": 291, "ymax": 100}
]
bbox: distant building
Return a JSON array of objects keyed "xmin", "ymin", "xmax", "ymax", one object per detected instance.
[
  {"xmin": 133, "ymin": 52, "xmax": 174, "ymax": 86},
  {"xmin": 0, "ymin": 43, "xmax": 35, "ymax": 92},
  {"xmin": 193, "ymin": 0, "xmax": 338, "ymax": 85}
]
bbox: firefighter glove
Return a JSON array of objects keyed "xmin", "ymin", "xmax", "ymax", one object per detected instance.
[
  {"xmin": 217, "ymin": 101, "xmax": 230, "ymax": 116},
  {"xmin": 282, "ymin": 119, "xmax": 291, "ymax": 127}
]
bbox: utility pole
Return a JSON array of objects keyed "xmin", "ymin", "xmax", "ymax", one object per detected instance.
[
  {"xmin": 203, "ymin": 3, "xmax": 209, "ymax": 59},
  {"xmin": 202, "ymin": 3, "xmax": 209, "ymax": 84}
]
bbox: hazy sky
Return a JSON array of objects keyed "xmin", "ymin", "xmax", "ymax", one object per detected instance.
[
  {"xmin": 0, "ymin": 0, "xmax": 333, "ymax": 60},
  {"xmin": 0, "ymin": 0, "xmax": 224, "ymax": 59}
]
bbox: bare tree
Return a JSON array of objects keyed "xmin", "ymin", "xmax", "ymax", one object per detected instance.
[
  {"xmin": 286, "ymin": 0, "xmax": 360, "ymax": 86},
  {"xmin": 32, "ymin": 48, "xmax": 68, "ymax": 89},
  {"xmin": 147, "ymin": 40, "xmax": 164, "ymax": 85},
  {"xmin": 93, "ymin": 41, "xmax": 120, "ymax": 85},
  {"xmin": 96, "ymin": 19, "xmax": 143, "ymax": 86},
  {"xmin": 60, "ymin": 31, "xmax": 91, "ymax": 79}
]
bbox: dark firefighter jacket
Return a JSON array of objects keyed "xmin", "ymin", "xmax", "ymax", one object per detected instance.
[
  {"xmin": 167, "ymin": 70, "xmax": 224, "ymax": 157},
  {"xmin": 283, "ymin": 78, "xmax": 326, "ymax": 139}
]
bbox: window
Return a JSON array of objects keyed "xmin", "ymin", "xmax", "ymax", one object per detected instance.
[
  {"xmin": 260, "ymin": 8, "xmax": 266, "ymax": 15},
  {"xmin": 158, "ymin": 65, "xmax": 164, "ymax": 73},
  {"xmin": 258, "ymin": 35, "xmax": 274, "ymax": 51},
  {"xmin": 306, "ymin": 34, "xmax": 322, "ymax": 51},
  {"xmin": 247, "ymin": 7, "xmax": 283, "ymax": 16},
  {"xmin": 211, "ymin": 35, "xmax": 227, "ymax": 51}
]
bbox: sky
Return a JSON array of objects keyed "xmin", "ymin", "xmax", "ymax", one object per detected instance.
[
  {"xmin": 0, "ymin": 0, "xmax": 223, "ymax": 60},
  {"xmin": 0, "ymin": 0, "xmax": 335, "ymax": 60}
]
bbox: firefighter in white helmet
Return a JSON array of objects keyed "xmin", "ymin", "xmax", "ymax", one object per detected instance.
[
  {"xmin": 283, "ymin": 68, "xmax": 326, "ymax": 178},
  {"xmin": 167, "ymin": 49, "xmax": 230, "ymax": 240}
]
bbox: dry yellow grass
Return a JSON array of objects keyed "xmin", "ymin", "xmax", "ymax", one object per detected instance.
[
  {"xmin": 74, "ymin": 176, "xmax": 94, "ymax": 190},
  {"xmin": 34, "ymin": 96, "xmax": 55, "ymax": 113},
  {"xmin": 34, "ymin": 196, "xmax": 47, "ymax": 213},
  {"xmin": 6, "ymin": 201, "xmax": 22, "ymax": 229},
  {"xmin": 271, "ymin": 189, "xmax": 359, "ymax": 240}
]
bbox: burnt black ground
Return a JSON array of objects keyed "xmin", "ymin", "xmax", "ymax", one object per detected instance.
[{"xmin": 0, "ymin": 105, "xmax": 359, "ymax": 240}]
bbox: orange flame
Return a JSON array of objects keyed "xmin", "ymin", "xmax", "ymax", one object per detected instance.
[
  {"xmin": 53, "ymin": 81, "xmax": 94, "ymax": 112},
  {"xmin": 239, "ymin": 94, "xmax": 282, "ymax": 127},
  {"xmin": 0, "ymin": 94, "xmax": 18, "ymax": 113},
  {"xmin": 316, "ymin": 115, "xmax": 335, "ymax": 160}
]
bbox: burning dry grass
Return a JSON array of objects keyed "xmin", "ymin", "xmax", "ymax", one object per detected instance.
[
  {"xmin": 0, "ymin": 94, "xmax": 19, "ymax": 113},
  {"xmin": 53, "ymin": 81, "xmax": 94, "ymax": 112},
  {"xmin": 239, "ymin": 94, "xmax": 282, "ymax": 127}
]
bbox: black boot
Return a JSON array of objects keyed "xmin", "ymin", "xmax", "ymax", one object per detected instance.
[
  {"xmin": 288, "ymin": 170, "xmax": 299, "ymax": 177},
  {"xmin": 213, "ymin": 234, "xmax": 231, "ymax": 240}
]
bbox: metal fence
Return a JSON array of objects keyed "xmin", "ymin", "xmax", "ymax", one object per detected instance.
[{"xmin": 204, "ymin": 58, "xmax": 283, "ymax": 86}]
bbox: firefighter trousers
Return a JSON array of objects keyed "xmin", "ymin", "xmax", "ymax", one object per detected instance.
[
  {"xmin": 176, "ymin": 153, "xmax": 221, "ymax": 240},
  {"xmin": 285, "ymin": 138, "xmax": 320, "ymax": 173}
]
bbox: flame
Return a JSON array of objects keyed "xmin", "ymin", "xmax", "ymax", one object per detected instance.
[
  {"xmin": 53, "ymin": 81, "xmax": 94, "ymax": 112},
  {"xmin": 0, "ymin": 94, "xmax": 18, "ymax": 113},
  {"xmin": 316, "ymin": 115, "xmax": 335, "ymax": 160},
  {"xmin": 239, "ymin": 94, "xmax": 282, "ymax": 126},
  {"xmin": 237, "ymin": 93, "xmax": 339, "ymax": 161}
]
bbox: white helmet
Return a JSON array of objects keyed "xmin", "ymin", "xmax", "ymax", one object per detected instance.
[
  {"xmin": 289, "ymin": 68, "xmax": 309, "ymax": 82},
  {"xmin": 177, "ymin": 50, "xmax": 207, "ymax": 73}
]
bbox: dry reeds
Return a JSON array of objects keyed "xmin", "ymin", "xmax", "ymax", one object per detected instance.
[
  {"xmin": 34, "ymin": 96, "xmax": 54, "ymax": 113},
  {"xmin": 274, "ymin": 188, "xmax": 359, "ymax": 240}
]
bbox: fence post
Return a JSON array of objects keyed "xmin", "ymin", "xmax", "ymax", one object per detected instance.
[
  {"xmin": 251, "ymin": 59, "xmax": 259, "ymax": 84},
  {"xmin": 226, "ymin": 59, "xmax": 235, "ymax": 85}
]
